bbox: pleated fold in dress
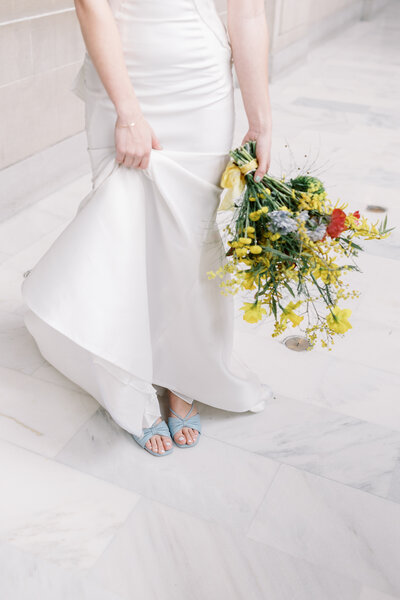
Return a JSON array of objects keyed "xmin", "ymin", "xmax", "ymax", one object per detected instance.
[{"xmin": 21, "ymin": 0, "xmax": 272, "ymax": 436}]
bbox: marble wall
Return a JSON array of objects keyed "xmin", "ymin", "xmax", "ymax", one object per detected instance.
[{"xmin": 0, "ymin": 0, "xmax": 85, "ymax": 171}]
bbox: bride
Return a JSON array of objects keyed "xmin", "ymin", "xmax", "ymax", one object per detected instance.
[{"xmin": 21, "ymin": 0, "xmax": 273, "ymax": 456}]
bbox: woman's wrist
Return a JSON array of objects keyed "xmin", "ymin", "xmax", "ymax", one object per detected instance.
[
  {"xmin": 247, "ymin": 110, "xmax": 272, "ymax": 134},
  {"xmin": 116, "ymin": 107, "xmax": 143, "ymax": 123},
  {"xmin": 247, "ymin": 121, "xmax": 272, "ymax": 135},
  {"xmin": 114, "ymin": 94, "xmax": 143, "ymax": 123}
]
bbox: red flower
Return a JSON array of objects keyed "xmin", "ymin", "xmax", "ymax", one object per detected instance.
[
  {"xmin": 352, "ymin": 210, "xmax": 360, "ymax": 220},
  {"xmin": 327, "ymin": 208, "xmax": 347, "ymax": 238}
]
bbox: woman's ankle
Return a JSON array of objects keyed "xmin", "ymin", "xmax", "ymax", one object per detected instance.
[{"xmin": 168, "ymin": 390, "xmax": 195, "ymax": 414}]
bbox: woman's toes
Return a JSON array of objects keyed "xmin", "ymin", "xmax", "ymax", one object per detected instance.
[
  {"xmin": 155, "ymin": 436, "xmax": 164, "ymax": 454},
  {"xmin": 151, "ymin": 436, "xmax": 159, "ymax": 453},
  {"xmin": 145, "ymin": 440, "xmax": 152, "ymax": 450},
  {"xmin": 183, "ymin": 427, "xmax": 193, "ymax": 444},
  {"xmin": 175, "ymin": 431, "xmax": 186, "ymax": 445},
  {"xmin": 162, "ymin": 436, "xmax": 172, "ymax": 451}
]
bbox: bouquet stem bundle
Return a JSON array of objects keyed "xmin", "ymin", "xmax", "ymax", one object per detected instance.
[{"xmin": 208, "ymin": 141, "xmax": 393, "ymax": 349}]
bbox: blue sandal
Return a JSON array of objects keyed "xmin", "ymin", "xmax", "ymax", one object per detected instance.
[
  {"xmin": 132, "ymin": 418, "xmax": 173, "ymax": 456},
  {"xmin": 168, "ymin": 403, "xmax": 201, "ymax": 448}
]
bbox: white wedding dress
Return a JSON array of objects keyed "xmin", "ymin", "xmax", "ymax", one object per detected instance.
[{"xmin": 21, "ymin": 0, "xmax": 271, "ymax": 437}]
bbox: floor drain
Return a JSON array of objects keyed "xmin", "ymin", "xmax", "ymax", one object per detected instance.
[
  {"xmin": 23, "ymin": 270, "xmax": 32, "ymax": 278},
  {"xmin": 366, "ymin": 204, "xmax": 387, "ymax": 213},
  {"xmin": 283, "ymin": 335, "xmax": 311, "ymax": 351}
]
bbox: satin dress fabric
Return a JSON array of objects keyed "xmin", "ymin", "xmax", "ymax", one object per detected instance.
[{"xmin": 21, "ymin": 0, "xmax": 272, "ymax": 437}]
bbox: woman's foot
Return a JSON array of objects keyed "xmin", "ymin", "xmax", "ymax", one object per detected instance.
[
  {"xmin": 144, "ymin": 417, "xmax": 173, "ymax": 455},
  {"xmin": 168, "ymin": 391, "xmax": 199, "ymax": 446}
]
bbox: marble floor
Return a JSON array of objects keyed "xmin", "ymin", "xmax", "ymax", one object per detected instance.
[{"xmin": 1, "ymin": 4, "xmax": 400, "ymax": 599}]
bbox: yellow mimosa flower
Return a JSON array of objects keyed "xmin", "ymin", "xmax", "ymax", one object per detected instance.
[
  {"xmin": 249, "ymin": 211, "xmax": 261, "ymax": 221},
  {"xmin": 240, "ymin": 302, "xmax": 266, "ymax": 324},
  {"xmin": 246, "ymin": 226, "xmax": 255, "ymax": 233},
  {"xmin": 326, "ymin": 307, "xmax": 352, "ymax": 334},
  {"xmin": 249, "ymin": 245, "xmax": 262, "ymax": 254},
  {"xmin": 280, "ymin": 300, "xmax": 304, "ymax": 327},
  {"xmin": 242, "ymin": 273, "xmax": 256, "ymax": 290},
  {"xmin": 239, "ymin": 237, "xmax": 252, "ymax": 245},
  {"xmin": 235, "ymin": 247, "xmax": 248, "ymax": 258}
]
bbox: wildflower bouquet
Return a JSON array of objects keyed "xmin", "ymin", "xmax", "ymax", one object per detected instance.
[{"xmin": 208, "ymin": 141, "xmax": 393, "ymax": 350}]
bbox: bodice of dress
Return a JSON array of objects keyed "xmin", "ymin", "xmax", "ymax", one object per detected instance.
[
  {"xmin": 72, "ymin": 0, "xmax": 233, "ymax": 114},
  {"xmin": 108, "ymin": 0, "xmax": 231, "ymax": 53}
]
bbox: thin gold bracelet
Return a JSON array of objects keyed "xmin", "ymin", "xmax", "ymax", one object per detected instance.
[{"xmin": 116, "ymin": 120, "xmax": 136, "ymax": 129}]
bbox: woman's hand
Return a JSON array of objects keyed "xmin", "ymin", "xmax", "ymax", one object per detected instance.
[
  {"xmin": 241, "ymin": 126, "xmax": 272, "ymax": 182},
  {"xmin": 115, "ymin": 113, "xmax": 163, "ymax": 170}
]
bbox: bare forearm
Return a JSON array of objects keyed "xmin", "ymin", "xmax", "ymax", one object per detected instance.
[
  {"xmin": 74, "ymin": 0, "xmax": 140, "ymax": 120},
  {"xmin": 227, "ymin": 0, "xmax": 271, "ymax": 132}
]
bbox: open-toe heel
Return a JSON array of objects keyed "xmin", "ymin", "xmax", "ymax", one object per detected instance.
[
  {"xmin": 131, "ymin": 418, "xmax": 173, "ymax": 456},
  {"xmin": 168, "ymin": 404, "xmax": 201, "ymax": 449}
]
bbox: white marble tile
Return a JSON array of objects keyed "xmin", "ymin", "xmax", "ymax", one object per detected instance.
[
  {"xmin": 235, "ymin": 276, "xmax": 400, "ymax": 439},
  {"xmin": 345, "ymin": 252, "xmax": 400, "ymax": 329},
  {"xmin": 0, "ymin": 310, "xmax": 46, "ymax": 374},
  {"xmin": 0, "ymin": 541, "xmax": 124, "ymax": 600},
  {"xmin": 31, "ymin": 360, "xmax": 85, "ymax": 393},
  {"xmin": 35, "ymin": 174, "xmax": 91, "ymax": 220},
  {"xmin": 57, "ymin": 407, "xmax": 279, "ymax": 533},
  {"xmin": 248, "ymin": 465, "xmax": 400, "ymax": 597},
  {"xmin": 233, "ymin": 329, "xmax": 400, "ymax": 433},
  {"xmin": 323, "ymin": 318, "xmax": 400, "ymax": 374},
  {"xmin": 0, "ymin": 440, "xmax": 139, "ymax": 569},
  {"xmin": 306, "ymin": 358, "xmax": 400, "ymax": 433},
  {"xmin": 89, "ymin": 497, "xmax": 361, "ymax": 600},
  {"xmin": 0, "ymin": 309, "xmax": 23, "ymax": 334},
  {"xmin": 360, "ymin": 588, "xmax": 400, "ymax": 600},
  {"xmin": 0, "ymin": 250, "xmax": 10, "ymax": 265},
  {"xmin": 277, "ymin": 73, "xmax": 398, "ymax": 114},
  {"xmin": 0, "ymin": 366, "xmax": 98, "ymax": 458},
  {"xmin": 0, "ymin": 222, "xmax": 68, "ymax": 276},
  {"xmin": 0, "ymin": 204, "xmax": 66, "ymax": 256},
  {"xmin": 199, "ymin": 394, "xmax": 400, "ymax": 502},
  {"xmin": 0, "ymin": 264, "xmax": 24, "ymax": 313}
]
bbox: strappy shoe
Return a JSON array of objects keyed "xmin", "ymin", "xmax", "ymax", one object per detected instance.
[
  {"xmin": 131, "ymin": 417, "xmax": 173, "ymax": 457},
  {"xmin": 168, "ymin": 403, "xmax": 202, "ymax": 448}
]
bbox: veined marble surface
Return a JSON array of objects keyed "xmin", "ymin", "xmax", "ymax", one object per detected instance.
[
  {"xmin": 360, "ymin": 589, "xmax": 400, "ymax": 600},
  {"xmin": 198, "ymin": 395, "xmax": 400, "ymax": 502},
  {"xmin": 247, "ymin": 465, "xmax": 400, "ymax": 597},
  {"xmin": 1, "ymin": 1, "xmax": 400, "ymax": 597},
  {"xmin": 0, "ymin": 542, "xmax": 123, "ymax": 600},
  {"xmin": 0, "ymin": 441, "xmax": 139, "ymax": 569},
  {"xmin": 89, "ymin": 497, "xmax": 362, "ymax": 600},
  {"xmin": 57, "ymin": 407, "xmax": 280, "ymax": 534},
  {"xmin": 0, "ymin": 366, "xmax": 98, "ymax": 457}
]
